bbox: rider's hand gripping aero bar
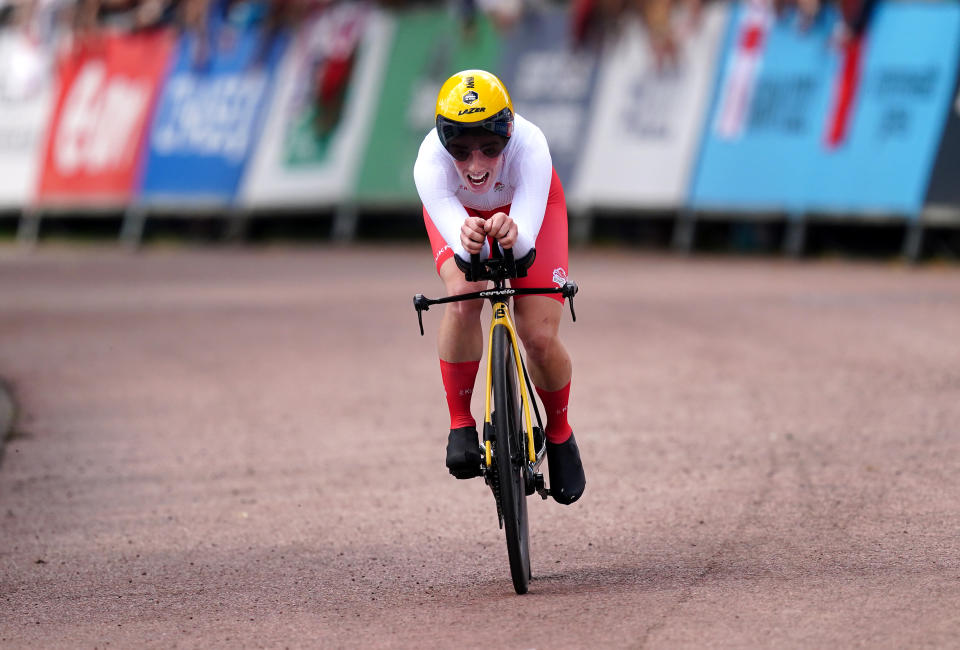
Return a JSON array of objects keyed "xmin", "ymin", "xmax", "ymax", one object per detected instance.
[{"xmin": 412, "ymin": 249, "xmax": 578, "ymax": 336}]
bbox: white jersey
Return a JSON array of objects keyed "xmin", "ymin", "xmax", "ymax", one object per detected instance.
[{"xmin": 413, "ymin": 113, "xmax": 553, "ymax": 261}]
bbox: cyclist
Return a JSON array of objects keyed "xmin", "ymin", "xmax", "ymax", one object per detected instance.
[{"xmin": 413, "ymin": 69, "xmax": 585, "ymax": 505}]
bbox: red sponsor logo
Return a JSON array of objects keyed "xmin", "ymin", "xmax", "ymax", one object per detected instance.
[{"xmin": 37, "ymin": 30, "xmax": 174, "ymax": 202}]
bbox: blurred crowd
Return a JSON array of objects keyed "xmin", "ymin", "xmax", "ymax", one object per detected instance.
[
  {"xmin": 0, "ymin": 0, "xmax": 891, "ymax": 120},
  {"xmin": 0, "ymin": 0, "xmax": 882, "ymax": 48},
  {"xmin": 0, "ymin": 0, "xmax": 301, "ymax": 49},
  {"xmin": 566, "ymin": 0, "xmax": 878, "ymax": 68}
]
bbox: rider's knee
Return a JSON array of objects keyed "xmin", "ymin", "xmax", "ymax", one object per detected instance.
[{"xmin": 518, "ymin": 325, "xmax": 556, "ymax": 363}]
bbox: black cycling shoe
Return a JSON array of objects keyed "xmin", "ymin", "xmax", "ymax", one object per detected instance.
[
  {"xmin": 546, "ymin": 432, "xmax": 585, "ymax": 505},
  {"xmin": 445, "ymin": 426, "xmax": 483, "ymax": 479}
]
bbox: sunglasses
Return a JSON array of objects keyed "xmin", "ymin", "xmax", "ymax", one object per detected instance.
[{"xmin": 445, "ymin": 138, "xmax": 507, "ymax": 162}]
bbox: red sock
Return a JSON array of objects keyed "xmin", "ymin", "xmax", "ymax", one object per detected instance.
[
  {"xmin": 536, "ymin": 381, "xmax": 572, "ymax": 444},
  {"xmin": 440, "ymin": 359, "xmax": 480, "ymax": 429}
]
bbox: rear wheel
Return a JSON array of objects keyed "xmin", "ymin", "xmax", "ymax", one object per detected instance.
[{"xmin": 492, "ymin": 323, "xmax": 530, "ymax": 594}]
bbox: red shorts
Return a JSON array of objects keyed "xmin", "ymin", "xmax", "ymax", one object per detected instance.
[{"xmin": 423, "ymin": 168, "xmax": 569, "ymax": 303}]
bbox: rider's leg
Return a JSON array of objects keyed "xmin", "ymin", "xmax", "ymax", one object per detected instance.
[
  {"xmin": 437, "ymin": 257, "xmax": 487, "ymax": 428},
  {"xmin": 423, "ymin": 206, "xmax": 488, "ymax": 478},
  {"xmin": 515, "ymin": 294, "xmax": 583, "ymax": 504},
  {"xmin": 436, "ymin": 257, "xmax": 489, "ymax": 478},
  {"xmin": 514, "ymin": 295, "xmax": 572, "ymax": 443}
]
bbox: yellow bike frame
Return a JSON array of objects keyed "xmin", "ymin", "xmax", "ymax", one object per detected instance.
[{"xmin": 482, "ymin": 299, "xmax": 537, "ymax": 467}]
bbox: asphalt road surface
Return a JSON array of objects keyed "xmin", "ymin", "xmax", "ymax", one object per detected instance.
[{"xmin": 1, "ymin": 245, "xmax": 959, "ymax": 648}]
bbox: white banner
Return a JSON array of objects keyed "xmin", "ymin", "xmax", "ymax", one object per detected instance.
[
  {"xmin": 570, "ymin": 3, "xmax": 729, "ymax": 210},
  {"xmin": 0, "ymin": 31, "xmax": 56, "ymax": 207},
  {"xmin": 241, "ymin": 5, "xmax": 392, "ymax": 208}
]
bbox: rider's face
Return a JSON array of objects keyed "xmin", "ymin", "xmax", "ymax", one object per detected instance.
[{"xmin": 447, "ymin": 134, "xmax": 506, "ymax": 194}]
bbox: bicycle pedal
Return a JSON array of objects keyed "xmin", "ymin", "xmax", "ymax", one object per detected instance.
[{"xmin": 534, "ymin": 472, "xmax": 549, "ymax": 500}]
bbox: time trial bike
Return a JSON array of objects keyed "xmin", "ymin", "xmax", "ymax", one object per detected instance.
[{"xmin": 413, "ymin": 246, "xmax": 578, "ymax": 594}]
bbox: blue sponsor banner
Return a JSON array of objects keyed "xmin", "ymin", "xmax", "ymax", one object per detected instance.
[
  {"xmin": 690, "ymin": 4, "xmax": 839, "ymax": 212},
  {"xmin": 139, "ymin": 6, "xmax": 287, "ymax": 203},
  {"xmin": 691, "ymin": 1, "xmax": 960, "ymax": 217},
  {"xmin": 497, "ymin": 8, "xmax": 600, "ymax": 187},
  {"xmin": 808, "ymin": 2, "xmax": 960, "ymax": 216}
]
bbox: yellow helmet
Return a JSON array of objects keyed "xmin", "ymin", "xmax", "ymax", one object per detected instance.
[{"xmin": 435, "ymin": 69, "xmax": 514, "ymax": 149}]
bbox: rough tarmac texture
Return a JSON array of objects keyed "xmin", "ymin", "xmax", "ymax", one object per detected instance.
[{"xmin": 1, "ymin": 245, "xmax": 958, "ymax": 648}]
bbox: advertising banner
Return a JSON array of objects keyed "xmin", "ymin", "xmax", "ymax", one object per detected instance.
[
  {"xmin": 690, "ymin": 4, "xmax": 840, "ymax": 212},
  {"xmin": 241, "ymin": 4, "xmax": 391, "ymax": 208},
  {"xmin": 0, "ymin": 31, "xmax": 56, "ymax": 207},
  {"xmin": 926, "ymin": 67, "xmax": 960, "ymax": 207},
  {"xmin": 354, "ymin": 9, "xmax": 500, "ymax": 206},
  {"xmin": 803, "ymin": 2, "xmax": 960, "ymax": 216},
  {"xmin": 139, "ymin": 14, "xmax": 287, "ymax": 203},
  {"xmin": 37, "ymin": 30, "xmax": 174, "ymax": 204},
  {"xmin": 692, "ymin": 1, "xmax": 960, "ymax": 216},
  {"xmin": 497, "ymin": 7, "xmax": 600, "ymax": 189},
  {"xmin": 572, "ymin": 3, "xmax": 729, "ymax": 209}
]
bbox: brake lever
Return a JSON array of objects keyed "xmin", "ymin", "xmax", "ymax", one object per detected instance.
[
  {"xmin": 413, "ymin": 294, "xmax": 430, "ymax": 336},
  {"xmin": 562, "ymin": 281, "xmax": 578, "ymax": 322}
]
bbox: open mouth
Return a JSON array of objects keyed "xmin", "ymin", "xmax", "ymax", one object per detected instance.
[{"xmin": 467, "ymin": 172, "xmax": 489, "ymax": 187}]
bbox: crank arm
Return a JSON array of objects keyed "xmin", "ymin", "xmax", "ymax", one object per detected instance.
[{"xmin": 534, "ymin": 472, "xmax": 550, "ymax": 500}]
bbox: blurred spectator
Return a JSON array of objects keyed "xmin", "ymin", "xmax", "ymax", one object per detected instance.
[
  {"xmin": 74, "ymin": 0, "xmax": 177, "ymax": 36},
  {"xmin": 572, "ymin": 0, "xmax": 702, "ymax": 68},
  {"xmin": 474, "ymin": 0, "xmax": 523, "ymax": 30},
  {"xmin": 0, "ymin": 0, "xmax": 71, "ymax": 98},
  {"xmin": 176, "ymin": 0, "xmax": 292, "ymax": 68},
  {"xmin": 0, "ymin": 5, "xmax": 46, "ymax": 100},
  {"xmin": 772, "ymin": 0, "xmax": 819, "ymax": 27},
  {"xmin": 641, "ymin": 0, "xmax": 702, "ymax": 68},
  {"xmin": 835, "ymin": 0, "xmax": 877, "ymax": 39},
  {"xmin": 0, "ymin": 0, "xmax": 73, "ymax": 41}
]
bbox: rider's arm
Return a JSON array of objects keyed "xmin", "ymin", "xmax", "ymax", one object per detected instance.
[
  {"xmin": 414, "ymin": 136, "xmax": 490, "ymax": 262},
  {"xmin": 505, "ymin": 124, "xmax": 553, "ymax": 258}
]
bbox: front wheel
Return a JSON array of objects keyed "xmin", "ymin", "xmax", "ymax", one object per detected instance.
[{"xmin": 492, "ymin": 323, "xmax": 531, "ymax": 594}]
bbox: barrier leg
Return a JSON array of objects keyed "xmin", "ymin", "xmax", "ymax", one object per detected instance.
[
  {"xmin": 16, "ymin": 209, "xmax": 41, "ymax": 249},
  {"xmin": 902, "ymin": 220, "xmax": 924, "ymax": 264},
  {"xmin": 784, "ymin": 218, "xmax": 807, "ymax": 258},
  {"xmin": 332, "ymin": 204, "xmax": 358, "ymax": 243},
  {"xmin": 671, "ymin": 210, "xmax": 696, "ymax": 254},
  {"xmin": 120, "ymin": 205, "xmax": 147, "ymax": 250},
  {"xmin": 225, "ymin": 210, "xmax": 250, "ymax": 243}
]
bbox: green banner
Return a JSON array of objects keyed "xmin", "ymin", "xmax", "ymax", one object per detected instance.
[{"xmin": 355, "ymin": 9, "xmax": 500, "ymax": 205}]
